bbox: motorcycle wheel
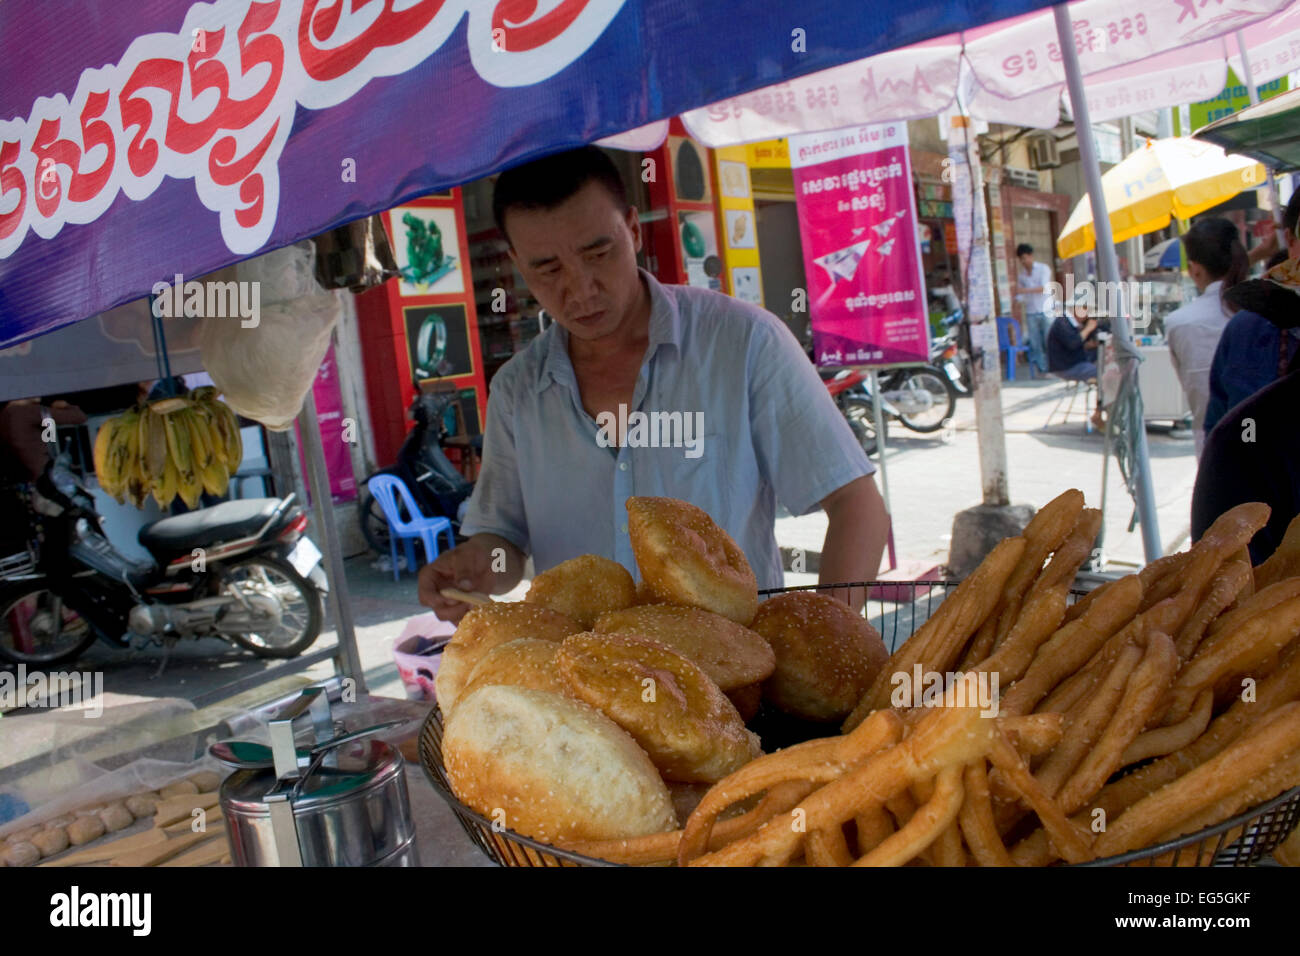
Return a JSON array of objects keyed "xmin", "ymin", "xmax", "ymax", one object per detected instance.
[
  {"xmin": 358, "ymin": 489, "xmax": 392, "ymax": 555},
  {"xmin": 895, "ymin": 368, "xmax": 957, "ymax": 433},
  {"xmin": 221, "ymin": 555, "xmax": 323, "ymax": 659},
  {"xmin": 840, "ymin": 396, "xmax": 887, "ymax": 458},
  {"xmin": 0, "ymin": 584, "xmax": 98, "ymax": 667}
]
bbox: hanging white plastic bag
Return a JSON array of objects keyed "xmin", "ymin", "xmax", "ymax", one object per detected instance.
[{"xmin": 199, "ymin": 242, "xmax": 341, "ymax": 431}]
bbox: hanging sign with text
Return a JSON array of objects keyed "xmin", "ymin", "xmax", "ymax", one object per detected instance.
[{"xmin": 790, "ymin": 123, "xmax": 929, "ymax": 366}]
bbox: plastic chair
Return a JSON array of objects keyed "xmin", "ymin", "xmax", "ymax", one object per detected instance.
[
  {"xmin": 1045, "ymin": 375, "xmax": 1098, "ymax": 434},
  {"xmin": 995, "ymin": 315, "xmax": 1032, "ymax": 381},
  {"xmin": 366, "ymin": 474, "xmax": 455, "ymax": 581}
]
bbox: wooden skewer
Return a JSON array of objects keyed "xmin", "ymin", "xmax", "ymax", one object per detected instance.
[{"xmin": 440, "ymin": 587, "xmax": 494, "ymax": 607}]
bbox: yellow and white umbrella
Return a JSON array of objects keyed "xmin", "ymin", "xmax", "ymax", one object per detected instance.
[{"xmin": 1056, "ymin": 137, "xmax": 1267, "ymax": 260}]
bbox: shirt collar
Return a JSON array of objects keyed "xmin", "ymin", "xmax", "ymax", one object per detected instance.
[
  {"xmin": 536, "ymin": 268, "xmax": 681, "ymax": 393},
  {"xmin": 1066, "ymin": 312, "xmax": 1081, "ymax": 329},
  {"xmin": 1201, "ymin": 280, "xmax": 1224, "ymax": 299}
]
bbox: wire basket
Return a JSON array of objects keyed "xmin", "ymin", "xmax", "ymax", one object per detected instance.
[{"xmin": 417, "ymin": 579, "xmax": 1300, "ymax": 867}]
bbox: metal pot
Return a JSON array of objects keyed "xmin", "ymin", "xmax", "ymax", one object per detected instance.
[
  {"xmin": 213, "ymin": 685, "xmax": 419, "ymax": 867},
  {"xmin": 221, "ymin": 738, "xmax": 417, "ymax": 866}
]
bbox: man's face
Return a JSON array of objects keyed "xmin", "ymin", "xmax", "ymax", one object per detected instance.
[
  {"xmin": 504, "ymin": 181, "xmax": 643, "ymax": 343},
  {"xmin": 1018, "ymin": 252, "xmax": 1034, "ymax": 270}
]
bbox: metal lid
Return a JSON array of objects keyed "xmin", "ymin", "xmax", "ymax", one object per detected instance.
[{"xmin": 220, "ymin": 739, "xmax": 402, "ymax": 815}]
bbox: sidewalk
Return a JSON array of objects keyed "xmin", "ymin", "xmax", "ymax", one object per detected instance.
[{"xmin": 777, "ymin": 373, "xmax": 1198, "ymax": 577}]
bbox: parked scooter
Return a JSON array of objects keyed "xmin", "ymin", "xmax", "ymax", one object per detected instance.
[
  {"xmin": 930, "ymin": 310, "xmax": 973, "ymax": 396},
  {"xmin": 821, "ymin": 367, "xmax": 889, "ymax": 457},
  {"xmin": 0, "ymin": 459, "xmax": 327, "ymax": 669},
  {"xmin": 358, "ymin": 389, "xmax": 474, "ymax": 557}
]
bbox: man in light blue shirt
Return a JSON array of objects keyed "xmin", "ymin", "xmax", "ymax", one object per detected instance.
[
  {"xmin": 419, "ymin": 147, "xmax": 889, "ymax": 622},
  {"xmin": 1015, "ymin": 243, "xmax": 1054, "ymax": 376}
]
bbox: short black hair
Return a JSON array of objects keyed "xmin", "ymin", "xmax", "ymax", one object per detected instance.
[
  {"xmin": 1285, "ymin": 188, "xmax": 1300, "ymax": 237},
  {"xmin": 492, "ymin": 146, "xmax": 628, "ymax": 241},
  {"xmin": 1016, "ymin": 243, "xmax": 1034, "ymax": 256}
]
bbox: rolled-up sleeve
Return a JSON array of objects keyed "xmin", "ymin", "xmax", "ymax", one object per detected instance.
[
  {"xmin": 747, "ymin": 321, "xmax": 875, "ymax": 517},
  {"xmin": 459, "ymin": 369, "xmax": 530, "ymax": 554}
]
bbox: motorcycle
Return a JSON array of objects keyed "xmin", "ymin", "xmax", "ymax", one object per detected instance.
[
  {"xmin": 821, "ymin": 367, "xmax": 889, "ymax": 457},
  {"xmin": 358, "ymin": 389, "xmax": 475, "ymax": 558},
  {"xmin": 0, "ymin": 460, "xmax": 328, "ymax": 669},
  {"xmin": 930, "ymin": 310, "xmax": 973, "ymax": 396}
]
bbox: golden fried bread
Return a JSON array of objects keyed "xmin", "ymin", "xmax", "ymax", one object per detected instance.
[
  {"xmin": 434, "ymin": 603, "xmax": 583, "ymax": 715},
  {"xmin": 627, "ymin": 496, "xmax": 758, "ymax": 625},
  {"xmin": 461, "ymin": 638, "xmax": 567, "ymax": 701},
  {"xmin": 443, "ymin": 685, "xmax": 677, "ymax": 845},
  {"xmin": 751, "ymin": 592, "xmax": 888, "ymax": 722},
  {"xmin": 556, "ymin": 632, "xmax": 761, "ymax": 783},
  {"xmin": 593, "ymin": 604, "xmax": 775, "ymax": 691},
  {"xmin": 524, "ymin": 554, "xmax": 637, "ymax": 628}
]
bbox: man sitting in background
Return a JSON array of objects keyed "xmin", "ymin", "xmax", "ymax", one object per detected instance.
[{"xmin": 1046, "ymin": 290, "xmax": 1099, "ymax": 381}]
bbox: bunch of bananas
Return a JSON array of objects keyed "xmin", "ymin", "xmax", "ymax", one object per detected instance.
[{"xmin": 93, "ymin": 387, "xmax": 243, "ymax": 509}]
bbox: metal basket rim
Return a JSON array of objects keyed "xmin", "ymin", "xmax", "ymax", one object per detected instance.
[{"xmin": 1077, "ymin": 784, "xmax": 1300, "ymax": 867}]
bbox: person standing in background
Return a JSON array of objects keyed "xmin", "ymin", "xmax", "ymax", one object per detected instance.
[
  {"xmin": 1204, "ymin": 191, "xmax": 1300, "ymax": 434},
  {"xmin": 1163, "ymin": 218, "xmax": 1248, "ymax": 459},
  {"xmin": 1014, "ymin": 243, "xmax": 1054, "ymax": 376}
]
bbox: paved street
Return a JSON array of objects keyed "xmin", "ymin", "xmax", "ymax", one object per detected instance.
[{"xmin": 1, "ymin": 369, "xmax": 1200, "ymax": 740}]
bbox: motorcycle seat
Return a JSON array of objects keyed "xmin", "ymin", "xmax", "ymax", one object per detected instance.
[{"xmin": 139, "ymin": 498, "xmax": 283, "ymax": 556}]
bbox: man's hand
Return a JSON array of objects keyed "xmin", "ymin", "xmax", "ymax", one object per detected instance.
[{"xmin": 417, "ymin": 533, "xmax": 525, "ymax": 623}]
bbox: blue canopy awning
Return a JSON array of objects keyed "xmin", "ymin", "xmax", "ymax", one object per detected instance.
[{"xmin": 0, "ymin": 0, "xmax": 1060, "ymax": 348}]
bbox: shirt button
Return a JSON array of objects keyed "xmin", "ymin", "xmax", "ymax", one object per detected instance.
[
  {"xmin": 618, "ymin": 462, "xmax": 628, "ymax": 471},
  {"xmin": 621, "ymin": 522, "xmax": 628, "ymax": 533}
]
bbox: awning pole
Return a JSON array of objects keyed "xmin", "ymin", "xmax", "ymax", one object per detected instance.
[
  {"xmin": 1053, "ymin": 3, "xmax": 1163, "ymax": 563},
  {"xmin": 298, "ymin": 386, "xmax": 366, "ymax": 693},
  {"xmin": 1235, "ymin": 30, "xmax": 1287, "ymax": 249}
]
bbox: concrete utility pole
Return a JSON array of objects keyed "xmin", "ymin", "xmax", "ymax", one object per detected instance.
[{"xmin": 945, "ymin": 111, "xmax": 1033, "ymax": 576}]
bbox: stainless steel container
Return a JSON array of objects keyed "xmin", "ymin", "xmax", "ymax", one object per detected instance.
[
  {"xmin": 221, "ymin": 738, "xmax": 418, "ymax": 866},
  {"xmin": 214, "ymin": 685, "xmax": 419, "ymax": 867}
]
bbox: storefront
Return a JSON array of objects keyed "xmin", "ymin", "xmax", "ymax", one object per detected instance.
[{"xmin": 352, "ymin": 122, "xmax": 758, "ymax": 466}]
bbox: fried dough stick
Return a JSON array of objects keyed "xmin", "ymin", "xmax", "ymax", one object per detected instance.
[
  {"xmin": 806, "ymin": 823, "xmax": 855, "ymax": 867},
  {"xmin": 1012, "ymin": 641, "xmax": 1300, "ymax": 865},
  {"xmin": 1253, "ymin": 513, "xmax": 1300, "ymax": 589},
  {"xmin": 1120, "ymin": 688, "xmax": 1212, "ymax": 766},
  {"xmin": 1093, "ymin": 702, "xmax": 1300, "ymax": 858},
  {"xmin": 984, "ymin": 509, "xmax": 1103, "ymax": 666},
  {"xmin": 677, "ymin": 709, "xmax": 903, "ymax": 864},
  {"xmin": 1035, "ymin": 642, "xmax": 1144, "ymax": 799},
  {"xmin": 1173, "ymin": 560, "xmax": 1252, "ymax": 660},
  {"xmin": 988, "ymin": 730, "xmax": 1093, "ymax": 863},
  {"xmin": 853, "ymin": 765, "xmax": 964, "ymax": 867},
  {"xmin": 1162, "ymin": 594, "xmax": 1300, "ymax": 723},
  {"xmin": 844, "ymin": 537, "xmax": 1025, "ymax": 728},
  {"xmin": 959, "ymin": 760, "xmax": 1015, "ymax": 867},
  {"xmin": 557, "ymin": 779, "xmax": 813, "ymax": 865},
  {"xmin": 1054, "ymin": 632, "xmax": 1178, "ymax": 815},
  {"xmin": 853, "ymin": 805, "xmax": 895, "ymax": 856},
  {"xmin": 688, "ymin": 703, "xmax": 996, "ymax": 867},
  {"xmin": 1000, "ymin": 575, "xmax": 1142, "ymax": 716},
  {"xmin": 962, "ymin": 491, "xmax": 1085, "ymax": 666}
]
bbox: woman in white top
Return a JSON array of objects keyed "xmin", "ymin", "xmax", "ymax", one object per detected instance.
[{"xmin": 1164, "ymin": 218, "xmax": 1248, "ymax": 458}]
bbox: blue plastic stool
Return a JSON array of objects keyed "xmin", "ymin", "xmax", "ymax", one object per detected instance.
[
  {"xmin": 366, "ymin": 474, "xmax": 455, "ymax": 581},
  {"xmin": 996, "ymin": 315, "xmax": 1032, "ymax": 381}
]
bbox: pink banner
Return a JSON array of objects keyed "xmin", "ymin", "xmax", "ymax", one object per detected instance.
[
  {"xmin": 296, "ymin": 344, "xmax": 357, "ymax": 504},
  {"xmin": 790, "ymin": 123, "xmax": 929, "ymax": 366}
]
